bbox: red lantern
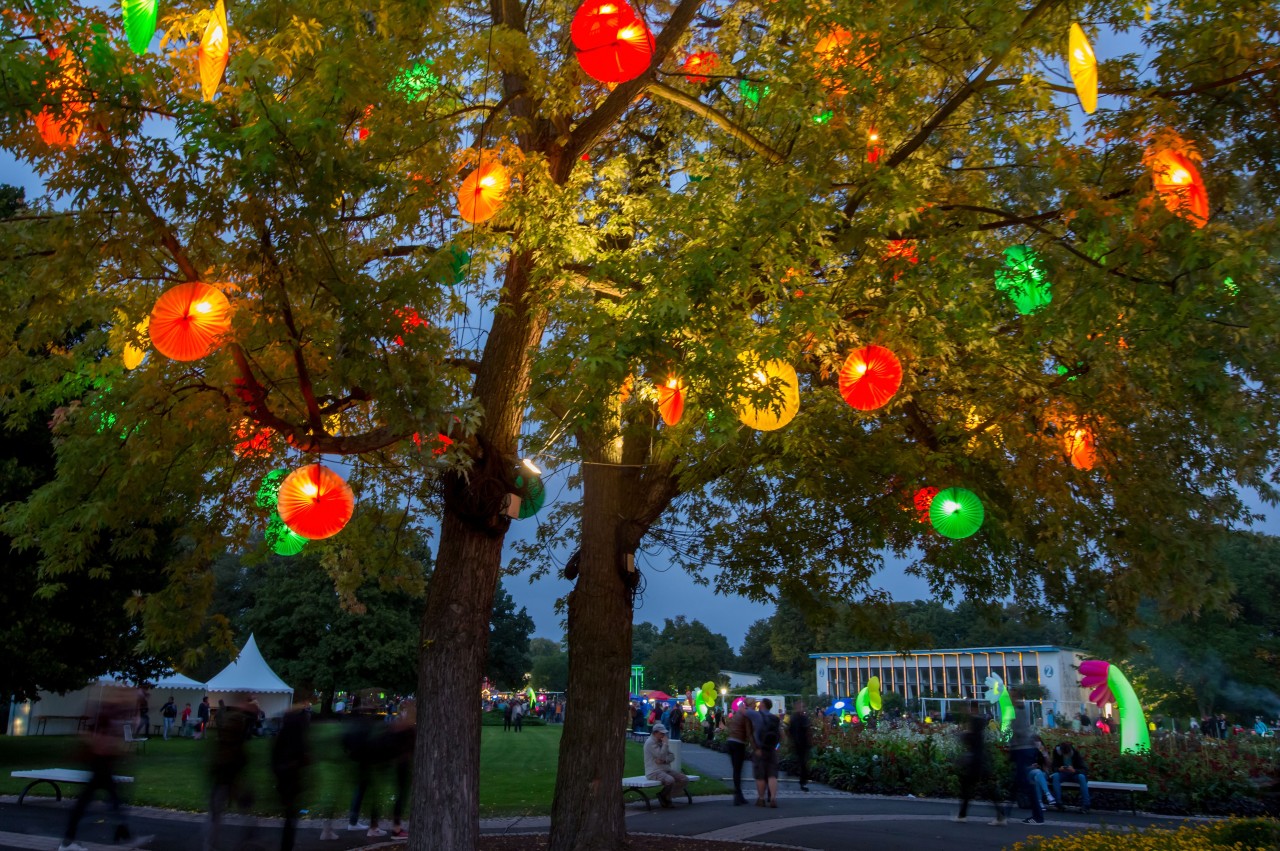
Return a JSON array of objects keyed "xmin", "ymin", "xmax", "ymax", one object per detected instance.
[
  {"xmin": 1147, "ymin": 147, "xmax": 1208, "ymax": 227},
  {"xmin": 867, "ymin": 128, "xmax": 883, "ymax": 163},
  {"xmin": 839, "ymin": 345, "xmax": 902, "ymax": 411},
  {"xmin": 572, "ymin": 1, "xmax": 654, "ymax": 84},
  {"xmin": 913, "ymin": 486, "xmax": 938, "ymax": 523},
  {"xmin": 234, "ymin": 419, "xmax": 275, "ymax": 458},
  {"xmin": 457, "ymin": 161, "xmax": 509, "ymax": 224},
  {"xmin": 149, "ymin": 282, "xmax": 232, "ymax": 361},
  {"xmin": 35, "ymin": 48, "xmax": 88, "ymax": 147},
  {"xmin": 1064, "ymin": 425, "xmax": 1097, "ymax": 470},
  {"xmin": 657, "ymin": 376, "xmax": 684, "ymax": 426},
  {"xmin": 277, "ymin": 464, "xmax": 355, "ymax": 540},
  {"xmin": 392, "ymin": 306, "xmax": 427, "ymax": 346},
  {"xmin": 682, "ymin": 51, "xmax": 718, "ymax": 84}
]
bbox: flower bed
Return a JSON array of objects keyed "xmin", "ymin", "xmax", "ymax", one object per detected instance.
[{"xmin": 1007, "ymin": 818, "xmax": 1280, "ymax": 850}]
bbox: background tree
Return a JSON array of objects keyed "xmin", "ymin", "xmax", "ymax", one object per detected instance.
[
  {"xmin": 631, "ymin": 621, "xmax": 661, "ymax": 667},
  {"xmin": 486, "ymin": 585, "xmax": 535, "ymax": 690},
  {"xmin": 640, "ymin": 616, "xmax": 735, "ymax": 695},
  {"xmin": 529, "ymin": 637, "xmax": 569, "ymax": 692}
]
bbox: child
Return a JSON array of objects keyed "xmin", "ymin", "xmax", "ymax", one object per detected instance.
[{"xmin": 180, "ymin": 703, "xmax": 192, "ymax": 737}]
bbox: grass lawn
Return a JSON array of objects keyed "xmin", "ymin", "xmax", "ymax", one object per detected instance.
[{"xmin": 0, "ymin": 723, "xmax": 726, "ymax": 817}]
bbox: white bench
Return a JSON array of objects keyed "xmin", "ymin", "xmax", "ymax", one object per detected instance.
[
  {"xmin": 10, "ymin": 769, "xmax": 134, "ymax": 804},
  {"xmin": 1057, "ymin": 779, "xmax": 1148, "ymax": 815},
  {"xmin": 622, "ymin": 774, "xmax": 700, "ymax": 810}
]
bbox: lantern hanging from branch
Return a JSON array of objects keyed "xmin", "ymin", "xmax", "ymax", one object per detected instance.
[
  {"xmin": 1063, "ymin": 422, "xmax": 1097, "ymax": 470},
  {"xmin": 35, "ymin": 48, "xmax": 88, "ymax": 147},
  {"xmin": 265, "ymin": 513, "xmax": 307, "ymax": 556},
  {"xmin": 913, "ymin": 486, "xmax": 938, "ymax": 524},
  {"xmin": 121, "ymin": 0, "xmax": 159, "ymax": 55},
  {"xmin": 233, "ymin": 418, "xmax": 275, "ymax": 458},
  {"xmin": 739, "ymin": 80, "xmax": 770, "ymax": 107},
  {"xmin": 198, "ymin": 0, "xmax": 229, "ymax": 102},
  {"xmin": 929, "ymin": 487, "xmax": 984, "ymax": 539},
  {"xmin": 657, "ymin": 376, "xmax": 685, "ymax": 426},
  {"xmin": 114, "ymin": 311, "xmax": 150, "ymax": 370},
  {"xmin": 277, "ymin": 464, "xmax": 355, "ymax": 540},
  {"xmin": 255, "ymin": 469, "xmax": 289, "ymax": 509},
  {"xmin": 1146, "ymin": 146, "xmax": 1208, "ymax": 227},
  {"xmin": 839, "ymin": 345, "xmax": 902, "ymax": 411},
  {"xmin": 994, "ymin": 245, "xmax": 1052, "ymax": 314},
  {"xmin": 1067, "ymin": 23, "xmax": 1097, "ymax": 114},
  {"xmin": 457, "ymin": 160, "xmax": 509, "ymax": 224},
  {"xmin": 391, "ymin": 60, "xmax": 439, "ymax": 102},
  {"xmin": 681, "ymin": 51, "xmax": 718, "ymax": 84},
  {"xmin": 736, "ymin": 359, "xmax": 800, "ymax": 432},
  {"xmin": 515, "ymin": 473, "xmax": 546, "ymax": 519},
  {"xmin": 572, "ymin": 1, "xmax": 654, "ymax": 83},
  {"xmin": 149, "ymin": 282, "xmax": 232, "ymax": 361}
]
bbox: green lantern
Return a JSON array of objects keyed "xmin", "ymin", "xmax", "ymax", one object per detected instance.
[
  {"xmin": 391, "ymin": 61, "xmax": 439, "ymax": 103},
  {"xmin": 514, "ymin": 474, "xmax": 545, "ymax": 519},
  {"xmin": 121, "ymin": 0, "xmax": 159, "ymax": 55},
  {"xmin": 929, "ymin": 487, "xmax": 984, "ymax": 539},
  {"xmin": 739, "ymin": 80, "xmax": 771, "ymax": 107},
  {"xmin": 255, "ymin": 469, "xmax": 289, "ymax": 509},
  {"xmin": 266, "ymin": 513, "xmax": 307, "ymax": 556},
  {"xmin": 994, "ymin": 246, "xmax": 1052, "ymax": 315}
]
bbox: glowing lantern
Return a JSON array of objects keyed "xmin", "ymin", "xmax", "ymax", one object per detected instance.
[
  {"xmin": 514, "ymin": 473, "xmax": 545, "ymax": 519},
  {"xmin": 255, "ymin": 469, "xmax": 289, "ymax": 509},
  {"xmin": 266, "ymin": 513, "xmax": 307, "ymax": 556},
  {"xmin": 736, "ymin": 359, "xmax": 800, "ymax": 432},
  {"xmin": 739, "ymin": 81, "xmax": 770, "ymax": 106},
  {"xmin": 149, "ymin": 282, "xmax": 232, "ymax": 361},
  {"xmin": 1146, "ymin": 147, "xmax": 1208, "ymax": 227},
  {"xmin": 115, "ymin": 311, "xmax": 149, "ymax": 370},
  {"xmin": 457, "ymin": 161, "xmax": 509, "ymax": 224},
  {"xmin": 1067, "ymin": 23, "xmax": 1097, "ymax": 114},
  {"xmin": 234, "ymin": 419, "xmax": 274, "ymax": 458},
  {"xmin": 35, "ymin": 48, "xmax": 87, "ymax": 147},
  {"xmin": 812, "ymin": 26, "xmax": 876, "ymax": 94},
  {"xmin": 198, "ymin": 0, "xmax": 229, "ymax": 102},
  {"xmin": 929, "ymin": 487, "xmax": 984, "ymax": 539},
  {"xmin": 392, "ymin": 306, "xmax": 427, "ymax": 346},
  {"xmin": 277, "ymin": 464, "xmax": 354, "ymax": 540},
  {"xmin": 1064, "ymin": 423, "xmax": 1097, "ymax": 470},
  {"xmin": 682, "ymin": 51, "xmax": 717, "ymax": 84},
  {"xmin": 391, "ymin": 61, "xmax": 439, "ymax": 102},
  {"xmin": 572, "ymin": 1, "xmax": 654, "ymax": 84},
  {"xmin": 913, "ymin": 486, "xmax": 938, "ymax": 523},
  {"xmin": 994, "ymin": 245, "xmax": 1052, "ymax": 315},
  {"xmin": 839, "ymin": 345, "xmax": 902, "ymax": 411},
  {"xmin": 657, "ymin": 376, "xmax": 684, "ymax": 426},
  {"xmin": 121, "ymin": 0, "xmax": 159, "ymax": 55},
  {"xmin": 867, "ymin": 128, "xmax": 883, "ymax": 163}
]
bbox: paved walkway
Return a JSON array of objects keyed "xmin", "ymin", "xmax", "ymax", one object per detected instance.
[{"xmin": 0, "ymin": 744, "xmax": 1204, "ymax": 851}]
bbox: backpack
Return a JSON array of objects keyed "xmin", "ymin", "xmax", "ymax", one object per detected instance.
[{"xmin": 760, "ymin": 713, "xmax": 781, "ymax": 750}]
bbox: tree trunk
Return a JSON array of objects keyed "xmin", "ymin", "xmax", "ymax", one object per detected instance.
[
  {"xmin": 548, "ymin": 460, "xmax": 634, "ymax": 851},
  {"xmin": 408, "ymin": 248, "xmax": 545, "ymax": 851}
]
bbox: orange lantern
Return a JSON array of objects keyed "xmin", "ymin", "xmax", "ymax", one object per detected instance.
[
  {"xmin": 1067, "ymin": 23, "xmax": 1097, "ymax": 114},
  {"xmin": 572, "ymin": 1, "xmax": 654, "ymax": 84},
  {"xmin": 682, "ymin": 51, "xmax": 718, "ymax": 84},
  {"xmin": 198, "ymin": 0, "xmax": 229, "ymax": 102},
  {"xmin": 1146, "ymin": 146, "xmax": 1208, "ymax": 227},
  {"xmin": 657, "ymin": 376, "xmax": 684, "ymax": 426},
  {"xmin": 277, "ymin": 464, "xmax": 355, "ymax": 540},
  {"xmin": 839, "ymin": 345, "xmax": 902, "ymax": 411},
  {"xmin": 867, "ymin": 127, "xmax": 883, "ymax": 163},
  {"xmin": 457, "ymin": 161, "xmax": 509, "ymax": 224},
  {"xmin": 1064, "ymin": 424, "xmax": 1097, "ymax": 470},
  {"xmin": 148, "ymin": 282, "xmax": 232, "ymax": 361},
  {"xmin": 812, "ymin": 26, "xmax": 876, "ymax": 94},
  {"xmin": 35, "ymin": 48, "xmax": 88, "ymax": 147}
]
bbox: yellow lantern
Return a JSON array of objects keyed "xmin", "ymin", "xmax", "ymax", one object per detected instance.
[
  {"xmin": 1068, "ymin": 23, "xmax": 1097, "ymax": 114},
  {"xmin": 198, "ymin": 1, "xmax": 229, "ymax": 103},
  {"xmin": 121, "ymin": 313, "xmax": 150, "ymax": 370},
  {"xmin": 736, "ymin": 358, "xmax": 800, "ymax": 431}
]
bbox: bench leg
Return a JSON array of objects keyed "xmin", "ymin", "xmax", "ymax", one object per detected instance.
[
  {"xmin": 17, "ymin": 780, "xmax": 62, "ymax": 805},
  {"xmin": 622, "ymin": 788, "xmax": 652, "ymax": 811}
]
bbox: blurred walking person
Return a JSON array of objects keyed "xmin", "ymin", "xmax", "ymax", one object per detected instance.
[
  {"xmin": 788, "ymin": 700, "xmax": 812, "ymax": 792},
  {"xmin": 59, "ymin": 687, "xmax": 142, "ymax": 851},
  {"xmin": 954, "ymin": 703, "xmax": 1006, "ymax": 825},
  {"xmin": 206, "ymin": 694, "xmax": 257, "ymax": 850},
  {"xmin": 272, "ymin": 700, "xmax": 312, "ymax": 851},
  {"xmin": 725, "ymin": 701, "xmax": 750, "ymax": 805}
]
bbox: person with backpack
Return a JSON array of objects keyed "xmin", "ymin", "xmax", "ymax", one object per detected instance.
[
  {"xmin": 161, "ymin": 696, "xmax": 178, "ymax": 740},
  {"xmin": 750, "ymin": 698, "xmax": 782, "ymax": 807}
]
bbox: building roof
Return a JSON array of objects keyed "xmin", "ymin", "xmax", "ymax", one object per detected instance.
[
  {"xmin": 809, "ymin": 645, "xmax": 1086, "ymax": 659},
  {"xmin": 718, "ymin": 670, "xmax": 762, "ymax": 678},
  {"xmin": 205, "ymin": 634, "xmax": 294, "ymax": 695}
]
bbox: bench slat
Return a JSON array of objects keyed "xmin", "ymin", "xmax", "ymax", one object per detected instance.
[{"xmin": 11, "ymin": 770, "xmax": 133, "ymax": 783}]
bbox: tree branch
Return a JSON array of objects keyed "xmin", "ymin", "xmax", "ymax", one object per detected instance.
[{"xmin": 646, "ymin": 81, "xmax": 784, "ymax": 164}]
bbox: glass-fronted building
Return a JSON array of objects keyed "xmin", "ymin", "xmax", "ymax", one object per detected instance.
[{"xmin": 812, "ymin": 646, "xmax": 1092, "ymax": 711}]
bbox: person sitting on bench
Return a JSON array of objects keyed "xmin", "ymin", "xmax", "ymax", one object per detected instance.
[
  {"xmin": 1050, "ymin": 741, "xmax": 1091, "ymax": 813},
  {"xmin": 643, "ymin": 723, "xmax": 687, "ymax": 808}
]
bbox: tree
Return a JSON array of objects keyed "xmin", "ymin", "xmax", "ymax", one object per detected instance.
[
  {"xmin": 641, "ymin": 617, "xmax": 735, "ymax": 695},
  {"xmin": 736, "ymin": 619, "xmax": 774, "ymax": 674},
  {"xmin": 486, "ymin": 585, "xmax": 535, "ymax": 690},
  {"xmin": 530, "ymin": 638, "xmax": 569, "ymax": 692},
  {"xmin": 631, "ymin": 621, "xmax": 661, "ymax": 667}
]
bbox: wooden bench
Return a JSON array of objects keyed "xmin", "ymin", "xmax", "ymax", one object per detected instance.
[
  {"xmin": 10, "ymin": 769, "xmax": 134, "ymax": 804},
  {"xmin": 1056, "ymin": 779, "xmax": 1148, "ymax": 815},
  {"xmin": 622, "ymin": 774, "xmax": 700, "ymax": 810}
]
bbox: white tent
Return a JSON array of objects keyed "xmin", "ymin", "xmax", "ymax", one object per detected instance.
[
  {"xmin": 205, "ymin": 633, "xmax": 294, "ymax": 720},
  {"xmin": 17, "ymin": 672, "xmax": 208, "ymax": 737}
]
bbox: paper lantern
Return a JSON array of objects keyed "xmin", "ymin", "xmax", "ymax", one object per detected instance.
[
  {"xmin": 812, "ymin": 26, "xmax": 876, "ymax": 93},
  {"xmin": 149, "ymin": 282, "xmax": 232, "ymax": 361},
  {"xmin": 115, "ymin": 311, "xmax": 149, "ymax": 370},
  {"xmin": 457, "ymin": 161, "xmax": 509, "ymax": 224},
  {"xmin": 515, "ymin": 473, "xmax": 545, "ymax": 519},
  {"xmin": 391, "ymin": 61, "xmax": 439, "ymax": 103},
  {"xmin": 121, "ymin": 0, "xmax": 159, "ymax": 55},
  {"xmin": 198, "ymin": 0, "xmax": 229, "ymax": 102},
  {"xmin": 736, "ymin": 359, "xmax": 800, "ymax": 432},
  {"xmin": 277, "ymin": 464, "xmax": 354, "ymax": 540},
  {"xmin": 1067, "ymin": 23, "xmax": 1097, "ymax": 114},
  {"xmin": 682, "ymin": 51, "xmax": 717, "ymax": 84},
  {"xmin": 266, "ymin": 513, "xmax": 307, "ymax": 556},
  {"xmin": 929, "ymin": 487, "xmax": 984, "ymax": 539},
  {"xmin": 1147, "ymin": 147, "xmax": 1208, "ymax": 227},
  {"xmin": 867, "ymin": 128, "xmax": 883, "ymax": 163},
  {"xmin": 35, "ymin": 49, "xmax": 87, "ymax": 147},
  {"xmin": 838, "ymin": 345, "xmax": 902, "ymax": 411},
  {"xmin": 739, "ymin": 80, "xmax": 770, "ymax": 107},
  {"xmin": 994, "ymin": 245, "xmax": 1052, "ymax": 314},
  {"xmin": 572, "ymin": 1, "xmax": 654, "ymax": 84},
  {"xmin": 255, "ymin": 469, "xmax": 289, "ymax": 509},
  {"xmin": 657, "ymin": 376, "xmax": 684, "ymax": 426},
  {"xmin": 913, "ymin": 486, "xmax": 938, "ymax": 524},
  {"xmin": 234, "ymin": 419, "xmax": 274, "ymax": 458},
  {"xmin": 412, "ymin": 431, "xmax": 453, "ymax": 456},
  {"xmin": 1064, "ymin": 423, "xmax": 1097, "ymax": 470}
]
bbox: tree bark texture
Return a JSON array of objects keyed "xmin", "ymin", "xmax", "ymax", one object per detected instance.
[
  {"xmin": 408, "ymin": 249, "xmax": 546, "ymax": 851},
  {"xmin": 548, "ymin": 459, "xmax": 635, "ymax": 851}
]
